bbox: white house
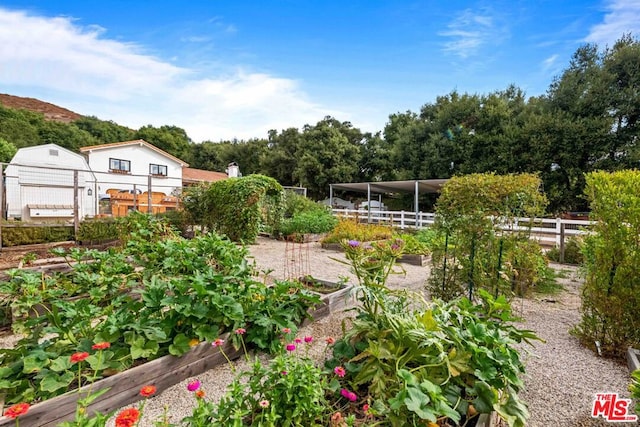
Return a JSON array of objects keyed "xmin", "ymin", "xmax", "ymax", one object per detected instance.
[
  {"xmin": 79, "ymin": 139, "xmax": 188, "ymax": 197},
  {"xmin": 5, "ymin": 144, "xmax": 97, "ymax": 220}
]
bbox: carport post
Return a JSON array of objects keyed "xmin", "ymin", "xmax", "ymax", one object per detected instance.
[
  {"xmin": 329, "ymin": 185, "xmax": 333, "ymax": 209},
  {"xmin": 414, "ymin": 181, "xmax": 419, "ymax": 228},
  {"xmin": 367, "ymin": 183, "xmax": 371, "ymax": 223}
]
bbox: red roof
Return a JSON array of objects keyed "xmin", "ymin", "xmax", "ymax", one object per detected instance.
[{"xmin": 182, "ymin": 167, "xmax": 228, "ymax": 183}]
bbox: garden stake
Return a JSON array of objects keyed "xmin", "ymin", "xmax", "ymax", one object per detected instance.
[
  {"xmin": 468, "ymin": 236, "xmax": 475, "ymax": 300},
  {"xmin": 442, "ymin": 232, "xmax": 449, "ymax": 292},
  {"xmin": 495, "ymin": 239, "xmax": 503, "ymax": 298}
]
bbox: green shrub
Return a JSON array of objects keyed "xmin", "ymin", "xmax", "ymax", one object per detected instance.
[
  {"xmin": 278, "ymin": 210, "xmax": 337, "ymax": 236},
  {"xmin": 321, "ymin": 219, "xmax": 393, "ymax": 244},
  {"xmin": 182, "ymin": 175, "xmax": 283, "ymax": 243},
  {"xmin": 1, "ymin": 224, "xmax": 74, "ymax": 246},
  {"xmin": 428, "ymin": 173, "xmax": 549, "ymax": 301},
  {"xmin": 574, "ymin": 170, "xmax": 640, "ymax": 358},
  {"xmin": 546, "ymin": 236, "xmax": 584, "ymax": 265},
  {"xmin": 77, "ymin": 219, "xmax": 118, "ymax": 243}
]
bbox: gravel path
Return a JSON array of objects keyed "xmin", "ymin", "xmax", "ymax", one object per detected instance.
[{"xmin": 5, "ymin": 237, "xmax": 634, "ymax": 426}]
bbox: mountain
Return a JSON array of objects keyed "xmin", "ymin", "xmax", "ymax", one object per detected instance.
[{"xmin": 0, "ymin": 93, "xmax": 82, "ymax": 123}]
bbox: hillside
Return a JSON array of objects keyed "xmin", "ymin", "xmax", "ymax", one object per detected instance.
[{"xmin": 0, "ymin": 93, "xmax": 82, "ymax": 123}]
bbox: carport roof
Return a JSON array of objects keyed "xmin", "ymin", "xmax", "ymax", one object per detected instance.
[{"xmin": 330, "ymin": 179, "xmax": 448, "ymax": 195}]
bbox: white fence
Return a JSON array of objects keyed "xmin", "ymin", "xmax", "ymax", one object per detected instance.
[{"xmin": 331, "ymin": 208, "xmax": 593, "ymax": 248}]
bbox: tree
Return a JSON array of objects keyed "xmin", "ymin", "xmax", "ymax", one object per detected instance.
[
  {"xmin": 294, "ymin": 117, "xmax": 362, "ymax": 199},
  {"xmin": 0, "ymin": 137, "xmax": 17, "ymax": 163},
  {"xmin": 135, "ymin": 125, "xmax": 193, "ymax": 163},
  {"xmin": 74, "ymin": 116, "xmax": 135, "ymax": 144}
]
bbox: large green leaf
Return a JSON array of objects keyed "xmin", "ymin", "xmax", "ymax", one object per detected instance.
[
  {"xmin": 40, "ymin": 371, "xmax": 74, "ymax": 393},
  {"xmin": 49, "ymin": 356, "xmax": 72, "ymax": 372},
  {"xmin": 22, "ymin": 354, "xmax": 49, "ymax": 374},
  {"xmin": 169, "ymin": 333, "xmax": 192, "ymax": 356}
]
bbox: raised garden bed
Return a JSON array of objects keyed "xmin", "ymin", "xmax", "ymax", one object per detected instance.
[
  {"xmin": 0, "ymin": 281, "xmax": 353, "ymax": 426},
  {"xmin": 320, "ymin": 242, "xmax": 429, "ymax": 266},
  {"xmin": 627, "ymin": 347, "xmax": 640, "ymax": 372}
]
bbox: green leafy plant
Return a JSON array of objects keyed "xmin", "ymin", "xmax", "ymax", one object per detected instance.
[
  {"xmin": 574, "ymin": 170, "xmax": 640, "ymax": 358},
  {"xmin": 182, "ymin": 175, "xmax": 283, "ymax": 243},
  {"xmin": 0, "ymin": 219, "xmax": 320, "ymax": 405},
  {"xmin": 199, "ymin": 333, "xmax": 330, "ymax": 426},
  {"xmin": 326, "ymin": 290, "xmax": 539, "ymax": 427},
  {"xmin": 546, "ymin": 236, "xmax": 584, "ymax": 265},
  {"xmin": 427, "ymin": 173, "xmax": 550, "ymax": 301},
  {"xmin": 321, "ymin": 219, "xmax": 393, "ymax": 244}
]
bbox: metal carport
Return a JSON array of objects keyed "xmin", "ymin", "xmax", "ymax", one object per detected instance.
[{"xmin": 329, "ymin": 179, "xmax": 448, "ymax": 222}]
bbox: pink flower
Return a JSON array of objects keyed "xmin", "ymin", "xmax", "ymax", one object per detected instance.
[
  {"xmin": 281, "ymin": 371, "xmax": 288, "ymax": 375},
  {"xmin": 304, "ymin": 336, "xmax": 313, "ymax": 343},
  {"xmin": 259, "ymin": 400, "xmax": 270, "ymax": 408},
  {"xmin": 294, "ymin": 338, "xmax": 302, "ymax": 344},
  {"xmin": 286, "ymin": 344, "xmax": 296, "ymax": 352},
  {"xmin": 340, "ymin": 388, "xmax": 357, "ymax": 402},
  {"xmin": 282, "ymin": 327, "xmax": 291, "ymax": 334},
  {"xmin": 212, "ymin": 338, "xmax": 225, "ymax": 347},
  {"xmin": 363, "ymin": 403, "xmax": 370, "ymax": 414},
  {"xmin": 187, "ymin": 380, "xmax": 201, "ymax": 392},
  {"xmin": 326, "ymin": 337, "xmax": 335, "ymax": 345},
  {"xmin": 235, "ymin": 328, "xmax": 246, "ymax": 335},
  {"xmin": 334, "ymin": 366, "xmax": 346, "ymax": 377}
]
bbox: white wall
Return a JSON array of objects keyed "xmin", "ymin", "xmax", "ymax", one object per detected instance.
[
  {"xmin": 5, "ymin": 144, "xmax": 96, "ymax": 220},
  {"xmin": 84, "ymin": 144, "xmax": 183, "ymax": 195}
]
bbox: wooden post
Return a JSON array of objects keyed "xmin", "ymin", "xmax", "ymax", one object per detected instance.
[
  {"xmin": 73, "ymin": 170, "xmax": 79, "ymax": 240},
  {"xmin": 559, "ymin": 222, "xmax": 566, "ymax": 264},
  {"xmin": 133, "ymin": 184, "xmax": 137, "ymax": 211},
  {"xmin": 147, "ymin": 175, "xmax": 152, "ymax": 214},
  {"xmin": 0, "ymin": 164, "xmax": 3, "ymax": 251}
]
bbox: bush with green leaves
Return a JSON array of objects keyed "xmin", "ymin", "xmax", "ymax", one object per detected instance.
[
  {"xmin": 427, "ymin": 173, "xmax": 550, "ymax": 300},
  {"xmin": 181, "ymin": 175, "xmax": 283, "ymax": 243},
  {"xmin": 573, "ymin": 170, "xmax": 640, "ymax": 358},
  {"xmin": 325, "ymin": 288, "xmax": 537, "ymax": 427},
  {"xmin": 546, "ymin": 236, "xmax": 584, "ymax": 265}
]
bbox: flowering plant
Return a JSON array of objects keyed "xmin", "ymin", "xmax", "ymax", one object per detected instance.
[
  {"xmin": 340, "ymin": 238, "xmax": 405, "ymax": 289},
  {"xmin": 188, "ymin": 331, "xmax": 332, "ymax": 426}
]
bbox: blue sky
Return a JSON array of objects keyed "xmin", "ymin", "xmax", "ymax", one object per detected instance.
[{"xmin": 1, "ymin": 1, "xmax": 639, "ymax": 142}]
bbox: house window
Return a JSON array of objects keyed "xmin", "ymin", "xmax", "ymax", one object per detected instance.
[
  {"xmin": 49, "ymin": 149, "xmax": 59, "ymax": 156},
  {"xmin": 150, "ymin": 164, "xmax": 168, "ymax": 176},
  {"xmin": 110, "ymin": 158, "xmax": 131, "ymax": 173}
]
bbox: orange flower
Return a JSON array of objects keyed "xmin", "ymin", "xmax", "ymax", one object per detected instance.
[
  {"xmin": 70, "ymin": 352, "xmax": 89, "ymax": 363},
  {"xmin": 140, "ymin": 385, "xmax": 157, "ymax": 397},
  {"xmin": 195, "ymin": 389, "xmax": 205, "ymax": 399},
  {"xmin": 91, "ymin": 342, "xmax": 111, "ymax": 350},
  {"xmin": 4, "ymin": 403, "xmax": 30, "ymax": 418},
  {"xmin": 115, "ymin": 408, "xmax": 140, "ymax": 427}
]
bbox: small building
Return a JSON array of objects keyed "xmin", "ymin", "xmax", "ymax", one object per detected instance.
[{"xmin": 5, "ymin": 144, "xmax": 97, "ymax": 220}]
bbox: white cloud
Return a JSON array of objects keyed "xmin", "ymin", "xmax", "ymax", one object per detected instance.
[
  {"xmin": 0, "ymin": 8, "xmax": 335, "ymax": 141},
  {"xmin": 585, "ymin": 0, "xmax": 640, "ymax": 46},
  {"xmin": 541, "ymin": 54, "xmax": 559, "ymax": 72},
  {"xmin": 439, "ymin": 9, "xmax": 497, "ymax": 58}
]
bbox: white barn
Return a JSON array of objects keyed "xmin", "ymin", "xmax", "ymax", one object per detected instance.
[{"xmin": 5, "ymin": 144, "xmax": 97, "ymax": 220}]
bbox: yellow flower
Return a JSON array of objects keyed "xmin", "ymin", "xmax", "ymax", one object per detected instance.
[{"xmin": 189, "ymin": 338, "xmax": 200, "ymax": 347}]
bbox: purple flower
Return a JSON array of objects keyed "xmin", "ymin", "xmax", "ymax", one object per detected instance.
[
  {"xmin": 348, "ymin": 240, "xmax": 360, "ymax": 248},
  {"xmin": 286, "ymin": 344, "xmax": 296, "ymax": 352}
]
